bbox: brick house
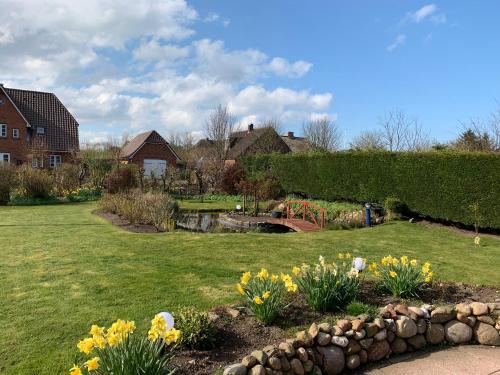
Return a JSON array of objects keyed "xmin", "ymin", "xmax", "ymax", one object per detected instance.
[
  {"xmin": 119, "ymin": 130, "xmax": 181, "ymax": 176},
  {"xmin": 0, "ymin": 84, "xmax": 79, "ymax": 167}
]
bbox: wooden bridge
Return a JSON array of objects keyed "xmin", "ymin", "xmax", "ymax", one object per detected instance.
[{"xmin": 267, "ymin": 200, "xmax": 326, "ymax": 232}]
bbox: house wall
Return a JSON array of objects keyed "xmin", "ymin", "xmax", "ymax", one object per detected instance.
[
  {"xmin": 128, "ymin": 142, "xmax": 178, "ymax": 169},
  {"xmin": 0, "ymin": 90, "xmax": 28, "ymax": 164}
]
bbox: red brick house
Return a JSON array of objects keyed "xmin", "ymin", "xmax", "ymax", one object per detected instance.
[
  {"xmin": 119, "ymin": 130, "xmax": 181, "ymax": 176},
  {"xmin": 0, "ymin": 84, "xmax": 79, "ymax": 167}
]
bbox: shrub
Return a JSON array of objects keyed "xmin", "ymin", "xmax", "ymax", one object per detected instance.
[
  {"xmin": 236, "ymin": 268, "xmax": 298, "ymax": 324},
  {"xmin": 368, "ymin": 255, "xmax": 433, "ymax": 297},
  {"xmin": 383, "ymin": 197, "xmax": 407, "ymax": 219},
  {"xmin": 53, "ymin": 163, "xmax": 80, "ymax": 196},
  {"xmin": 104, "ymin": 165, "xmax": 138, "ymax": 194},
  {"xmin": 70, "ymin": 315, "xmax": 180, "ymax": 375},
  {"xmin": 220, "ymin": 163, "xmax": 246, "ymax": 195},
  {"xmin": 65, "ymin": 185, "xmax": 101, "ymax": 202},
  {"xmin": 292, "ymin": 254, "xmax": 360, "ymax": 312},
  {"xmin": 0, "ymin": 163, "xmax": 17, "ymax": 204},
  {"xmin": 174, "ymin": 307, "xmax": 218, "ymax": 349},
  {"xmin": 346, "ymin": 301, "xmax": 379, "ymax": 320},
  {"xmin": 17, "ymin": 165, "xmax": 54, "ymax": 199},
  {"xmin": 243, "ymin": 151, "xmax": 500, "ymax": 229},
  {"xmin": 142, "ymin": 192, "xmax": 179, "ymax": 231}
]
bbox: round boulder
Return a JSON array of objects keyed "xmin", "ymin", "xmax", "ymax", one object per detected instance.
[
  {"xmin": 346, "ymin": 354, "xmax": 361, "ymax": 370},
  {"xmin": 390, "ymin": 337, "xmax": 407, "ymax": 354},
  {"xmin": 473, "ymin": 322, "xmax": 500, "ymax": 346},
  {"xmin": 367, "ymin": 339, "xmax": 391, "ymax": 361},
  {"xmin": 396, "ymin": 316, "xmax": 418, "ymax": 338},
  {"xmin": 444, "ymin": 320, "xmax": 472, "ymax": 344},
  {"xmin": 317, "ymin": 345, "xmax": 345, "ymax": 375},
  {"xmin": 425, "ymin": 323, "xmax": 445, "ymax": 345}
]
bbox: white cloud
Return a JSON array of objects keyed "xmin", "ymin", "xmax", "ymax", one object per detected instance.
[
  {"xmin": 0, "ymin": 0, "xmax": 332, "ymax": 141},
  {"xmin": 402, "ymin": 4, "xmax": 446, "ymax": 25},
  {"xmin": 387, "ymin": 34, "xmax": 406, "ymax": 52}
]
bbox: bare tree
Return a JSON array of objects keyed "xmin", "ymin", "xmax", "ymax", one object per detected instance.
[
  {"xmin": 204, "ymin": 104, "xmax": 236, "ymax": 163},
  {"xmin": 453, "ymin": 118, "xmax": 493, "ymax": 152},
  {"xmin": 302, "ymin": 116, "xmax": 342, "ymax": 151},
  {"xmin": 378, "ymin": 110, "xmax": 430, "ymax": 151},
  {"xmin": 258, "ymin": 118, "xmax": 282, "ymax": 134},
  {"xmin": 349, "ymin": 130, "xmax": 384, "ymax": 150},
  {"xmin": 490, "ymin": 104, "xmax": 500, "ymax": 151}
]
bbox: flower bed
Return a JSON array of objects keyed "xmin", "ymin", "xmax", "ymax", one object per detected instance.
[{"xmin": 223, "ymin": 301, "xmax": 500, "ymax": 375}]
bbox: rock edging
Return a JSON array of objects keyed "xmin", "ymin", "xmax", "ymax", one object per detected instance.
[{"xmin": 223, "ymin": 302, "xmax": 500, "ymax": 375}]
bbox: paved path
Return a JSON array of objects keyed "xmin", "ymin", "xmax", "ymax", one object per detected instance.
[{"xmin": 355, "ymin": 346, "xmax": 500, "ymax": 375}]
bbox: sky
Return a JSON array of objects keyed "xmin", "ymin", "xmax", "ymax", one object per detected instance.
[{"xmin": 1, "ymin": 0, "xmax": 499, "ymax": 146}]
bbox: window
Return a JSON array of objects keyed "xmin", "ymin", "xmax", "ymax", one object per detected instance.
[
  {"xmin": 0, "ymin": 153, "xmax": 10, "ymax": 163},
  {"xmin": 12, "ymin": 128, "xmax": 19, "ymax": 139},
  {"xmin": 0, "ymin": 124, "xmax": 6, "ymax": 137},
  {"xmin": 49, "ymin": 155, "xmax": 61, "ymax": 168},
  {"xmin": 36, "ymin": 127, "xmax": 45, "ymax": 136},
  {"xmin": 32, "ymin": 157, "xmax": 43, "ymax": 168}
]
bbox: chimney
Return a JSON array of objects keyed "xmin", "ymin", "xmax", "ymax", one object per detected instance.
[
  {"xmin": 287, "ymin": 131, "xmax": 294, "ymax": 139},
  {"xmin": 0, "ymin": 83, "xmax": 3, "ymax": 87},
  {"xmin": 248, "ymin": 123, "xmax": 254, "ymax": 132}
]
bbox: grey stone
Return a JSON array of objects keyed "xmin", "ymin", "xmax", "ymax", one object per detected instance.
[
  {"xmin": 331, "ymin": 326, "xmax": 343, "ymax": 336},
  {"xmin": 359, "ymin": 338, "xmax": 374, "ymax": 349},
  {"xmin": 416, "ymin": 318, "xmax": 427, "ymax": 334},
  {"xmin": 455, "ymin": 303, "xmax": 472, "ymax": 317},
  {"xmin": 396, "ymin": 316, "xmax": 418, "ymax": 338},
  {"xmin": 354, "ymin": 329, "xmax": 366, "ymax": 340},
  {"xmin": 251, "ymin": 350, "xmax": 268, "ymax": 365},
  {"xmin": 268, "ymin": 357, "xmax": 281, "ymax": 370},
  {"xmin": 316, "ymin": 332, "xmax": 331, "ymax": 346},
  {"xmin": 359, "ymin": 349, "xmax": 368, "ymax": 364},
  {"xmin": 367, "ymin": 339, "xmax": 391, "ymax": 362},
  {"xmin": 346, "ymin": 354, "xmax": 361, "ymax": 370},
  {"xmin": 477, "ymin": 315, "xmax": 495, "ymax": 325},
  {"xmin": 331, "ymin": 335, "xmax": 349, "ymax": 347},
  {"xmin": 390, "ymin": 337, "xmax": 407, "ymax": 354},
  {"xmin": 303, "ymin": 360, "xmax": 314, "ymax": 372},
  {"xmin": 344, "ymin": 329, "xmax": 355, "ymax": 338},
  {"xmin": 373, "ymin": 318, "xmax": 385, "ymax": 329},
  {"xmin": 431, "ymin": 306, "xmax": 456, "ymax": 323},
  {"xmin": 407, "ymin": 334, "xmax": 427, "ymax": 349},
  {"xmin": 470, "ymin": 302, "xmax": 488, "ymax": 316},
  {"xmin": 242, "ymin": 355, "xmax": 258, "ymax": 368},
  {"xmin": 473, "ymin": 322, "xmax": 500, "ymax": 346},
  {"xmin": 444, "ymin": 320, "xmax": 472, "ymax": 344},
  {"xmin": 289, "ymin": 358, "xmax": 304, "ymax": 375},
  {"xmin": 425, "ymin": 323, "xmax": 445, "ymax": 345},
  {"xmin": 280, "ymin": 357, "xmax": 290, "ymax": 371},
  {"xmin": 374, "ymin": 329, "xmax": 387, "ymax": 341},
  {"xmin": 365, "ymin": 323, "xmax": 379, "ymax": 338},
  {"xmin": 386, "ymin": 330, "xmax": 396, "ymax": 343},
  {"xmin": 278, "ymin": 342, "xmax": 295, "ymax": 358},
  {"xmin": 224, "ymin": 363, "xmax": 248, "ymax": 375},
  {"xmin": 248, "ymin": 364, "xmax": 266, "ymax": 375},
  {"xmin": 296, "ymin": 347, "xmax": 308, "ymax": 362},
  {"xmin": 318, "ymin": 322, "xmax": 332, "ymax": 334},
  {"xmin": 345, "ymin": 338, "xmax": 361, "ymax": 355},
  {"xmin": 317, "ymin": 345, "xmax": 345, "ymax": 375}
]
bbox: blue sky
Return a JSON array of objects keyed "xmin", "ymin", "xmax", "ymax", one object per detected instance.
[{"xmin": 1, "ymin": 1, "xmax": 499, "ymax": 145}]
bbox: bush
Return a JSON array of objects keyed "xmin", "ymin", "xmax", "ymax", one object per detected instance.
[
  {"xmin": 236, "ymin": 268, "xmax": 298, "ymax": 324},
  {"xmin": 175, "ymin": 307, "xmax": 218, "ymax": 349},
  {"xmin": 99, "ymin": 190, "xmax": 178, "ymax": 231},
  {"xmin": 53, "ymin": 163, "xmax": 80, "ymax": 196},
  {"xmin": 346, "ymin": 301, "xmax": 379, "ymax": 320},
  {"xmin": 221, "ymin": 163, "xmax": 246, "ymax": 195},
  {"xmin": 104, "ymin": 165, "xmax": 138, "ymax": 194},
  {"xmin": 368, "ymin": 255, "xmax": 433, "ymax": 297},
  {"xmin": 70, "ymin": 315, "xmax": 180, "ymax": 375},
  {"xmin": 0, "ymin": 163, "xmax": 17, "ymax": 204},
  {"xmin": 17, "ymin": 165, "xmax": 54, "ymax": 199},
  {"xmin": 383, "ymin": 196, "xmax": 408, "ymax": 219},
  {"xmin": 292, "ymin": 254, "xmax": 360, "ymax": 312},
  {"xmin": 243, "ymin": 151, "xmax": 500, "ymax": 229},
  {"xmin": 65, "ymin": 185, "xmax": 101, "ymax": 202}
]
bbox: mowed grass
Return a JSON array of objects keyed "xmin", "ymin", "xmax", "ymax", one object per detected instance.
[{"xmin": 0, "ymin": 203, "xmax": 499, "ymax": 374}]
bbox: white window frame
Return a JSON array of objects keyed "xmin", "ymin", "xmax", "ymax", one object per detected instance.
[
  {"xmin": 0, "ymin": 153, "xmax": 10, "ymax": 163},
  {"xmin": 0, "ymin": 124, "xmax": 6, "ymax": 138},
  {"xmin": 36, "ymin": 127, "xmax": 45, "ymax": 136},
  {"xmin": 12, "ymin": 128, "xmax": 19, "ymax": 139},
  {"xmin": 49, "ymin": 155, "xmax": 61, "ymax": 168},
  {"xmin": 32, "ymin": 157, "xmax": 44, "ymax": 168}
]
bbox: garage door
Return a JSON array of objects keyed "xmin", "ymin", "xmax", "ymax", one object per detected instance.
[{"xmin": 143, "ymin": 159, "xmax": 167, "ymax": 177}]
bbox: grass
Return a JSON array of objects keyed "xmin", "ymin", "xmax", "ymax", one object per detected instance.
[{"xmin": 0, "ymin": 203, "xmax": 499, "ymax": 374}]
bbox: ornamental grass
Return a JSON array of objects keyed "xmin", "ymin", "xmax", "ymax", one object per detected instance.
[
  {"xmin": 292, "ymin": 253, "xmax": 361, "ymax": 312},
  {"xmin": 236, "ymin": 268, "xmax": 298, "ymax": 324},
  {"xmin": 69, "ymin": 315, "xmax": 180, "ymax": 375},
  {"xmin": 368, "ymin": 255, "xmax": 433, "ymax": 298}
]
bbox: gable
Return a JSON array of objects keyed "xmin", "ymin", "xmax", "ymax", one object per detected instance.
[
  {"xmin": 0, "ymin": 87, "xmax": 30, "ymax": 127},
  {"xmin": 228, "ymin": 127, "xmax": 291, "ymax": 159},
  {"xmin": 120, "ymin": 130, "xmax": 181, "ymax": 162}
]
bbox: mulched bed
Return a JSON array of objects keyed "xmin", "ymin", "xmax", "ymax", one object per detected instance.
[
  {"xmin": 171, "ymin": 281, "xmax": 499, "ymax": 374},
  {"xmin": 94, "ymin": 210, "xmax": 160, "ymax": 233}
]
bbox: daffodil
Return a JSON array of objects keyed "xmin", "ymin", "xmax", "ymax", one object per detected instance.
[
  {"xmin": 368, "ymin": 262, "xmax": 378, "ymax": 272},
  {"xmin": 425, "ymin": 272, "xmax": 433, "ymax": 283},
  {"xmin": 474, "ymin": 236, "xmax": 481, "ymax": 246},
  {"xmin": 338, "ymin": 253, "xmax": 345, "ymax": 260},
  {"xmin": 77, "ymin": 338, "xmax": 94, "ymax": 354},
  {"xmin": 271, "ymin": 274, "xmax": 279, "ymax": 282},
  {"xmin": 236, "ymin": 283, "xmax": 245, "ymax": 295},
  {"xmin": 401, "ymin": 256, "xmax": 409, "ymax": 265},
  {"xmin": 389, "ymin": 271, "xmax": 397, "ymax": 278},
  {"xmin": 292, "ymin": 266, "xmax": 301, "ymax": 276},
  {"xmin": 164, "ymin": 328, "xmax": 181, "ymax": 345},
  {"xmin": 240, "ymin": 271, "xmax": 251, "ymax": 285},
  {"xmin": 89, "ymin": 325, "xmax": 105, "ymax": 337},
  {"xmin": 422, "ymin": 262, "xmax": 431, "ymax": 274},
  {"xmin": 263, "ymin": 291, "xmax": 270, "ymax": 299},
  {"xmin": 69, "ymin": 365, "xmax": 82, "ymax": 375},
  {"xmin": 253, "ymin": 296, "xmax": 263, "ymax": 305},
  {"xmin": 286, "ymin": 282, "xmax": 298, "ymax": 292},
  {"xmin": 85, "ymin": 357, "xmax": 100, "ymax": 372},
  {"xmin": 257, "ymin": 268, "xmax": 269, "ymax": 280},
  {"xmin": 392, "ymin": 258, "xmax": 399, "ymax": 266},
  {"xmin": 410, "ymin": 259, "xmax": 417, "ymax": 266}
]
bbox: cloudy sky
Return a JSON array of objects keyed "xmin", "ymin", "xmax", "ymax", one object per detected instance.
[{"xmin": 1, "ymin": 1, "xmax": 499, "ymax": 145}]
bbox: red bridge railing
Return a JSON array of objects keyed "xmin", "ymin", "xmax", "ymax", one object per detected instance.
[{"xmin": 285, "ymin": 200, "xmax": 326, "ymax": 229}]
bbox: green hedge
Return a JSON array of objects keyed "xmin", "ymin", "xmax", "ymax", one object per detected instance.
[{"xmin": 242, "ymin": 151, "xmax": 500, "ymax": 229}]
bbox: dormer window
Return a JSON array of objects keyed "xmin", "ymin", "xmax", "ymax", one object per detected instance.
[{"xmin": 36, "ymin": 127, "xmax": 45, "ymax": 136}]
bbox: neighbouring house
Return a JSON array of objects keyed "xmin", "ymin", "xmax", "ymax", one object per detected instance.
[
  {"xmin": 119, "ymin": 130, "xmax": 181, "ymax": 176},
  {"xmin": 0, "ymin": 84, "xmax": 79, "ymax": 167},
  {"xmin": 226, "ymin": 124, "xmax": 291, "ymax": 161},
  {"xmin": 280, "ymin": 131, "xmax": 314, "ymax": 153}
]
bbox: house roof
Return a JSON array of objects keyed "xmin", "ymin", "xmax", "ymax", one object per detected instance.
[
  {"xmin": 120, "ymin": 130, "xmax": 181, "ymax": 161},
  {"xmin": 3, "ymin": 87, "xmax": 79, "ymax": 152},
  {"xmin": 227, "ymin": 127, "xmax": 277, "ymax": 159},
  {"xmin": 281, "ymin": 135, "xmax": 314, "ymax": 153}
]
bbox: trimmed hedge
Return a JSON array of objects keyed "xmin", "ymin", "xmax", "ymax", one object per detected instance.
[{"xmin": 243, "ymin": 151, "xmax": 500, "ymax": 229}]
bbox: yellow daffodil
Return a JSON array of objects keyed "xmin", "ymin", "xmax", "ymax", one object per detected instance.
[
  {"xmin": 410, "ymin": 259, "xmax": 417, "ymax": 266},
  {"xmin": 392, "ymin": 258, "xmax": 399, "ymax": 266},
  {"xmin": 77, "ymin": 338, "xmax": 94, "ymax": 354},
  {"xmin": 69, "ymin": 365, "xmax": 83, "ymax": 375},
  {"xmin": 92, "ymin": 335, "xmax": 106, "ymax": 349},
  {"xmin": 107, "ymin": 333, "xmax": 119, "ymax": 346},
  {"xmin": 271, "ymin": 274, "xmax": 279, "ymax": 282},
  {"xmin": 345, "ymin": 252, "xmax": 352, "ymax": 259},
  {"xmin": 253, "ymin": 296, "xmax": 263, "ymax": 305},
  {"xmin": 401, "ymin": 256, "xmax": 409, "ymax": 265},
  {"xmin": 85, "ymin": 357, "xmax": 100, "ymax": 372},
  {"xmin": 422, "ymin": 262, "xmax": 431, "ymax": 274},
  {"xmin": 425, "ymin": 272, "xmax": 433, "ymax": 283},
  {"xmin": 374, "ymin": 270, "xmax": 380, "ymax": 277},
  {"xmin": 286, "ymin": 282, "xmax": 298, "ymax": 292},
  {"xmin": 474, "ymin": 236, "xmax": 481, "ymax": 246},
  {"xmin": 381, "ymin": 255, "xmax": 393, "ymax": 266},
  {"xmin": 236, "ymin": 283, "xmax": 245, "ymax": 295},
  {"xmin": 263, "ymin": 291, "xmax": 271, "ymax": 299},
  {"xmin": 89, "ymin": 325, "xmax": 105, "ymax": 337},
  {"xmin": 389, "ymin": 271, "xmax": 397, "ymax": 278},
  {"xmin": 240, "ymin": 271, "xmax": 251, "ymax": 285},
  {"xmin": 338, "ymin": 253, "xmax": 344, "ymax": 260},
  {"xmin": 257, "ymin": 268, "xmax": 269, "ymax": 280},
  {"xmin": 368, "ymin": 262, "xmax": 378, "ymax": 272},
  {"xmin": 164, "ymin": 328, "xmax": 181, "ymax": 345},
  {"xmin": 292, "ymin": 266, "xmax": 301, "ymax": 276}
]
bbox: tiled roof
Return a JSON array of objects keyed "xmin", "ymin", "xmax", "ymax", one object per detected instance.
[
  {"xmin": 227, "ymin": 127, "xmax": 272, "ymax": 159},
  {"xmin": 4, "ymin": 87, "xmax": 79, "ymax": 152},
  {"xmin": 281, "ymin": 135, "xmax": 314, "ymax": 152},
  {"xmin": 120, "ymin": 130, "xmax": 181, "ymax": 161}
]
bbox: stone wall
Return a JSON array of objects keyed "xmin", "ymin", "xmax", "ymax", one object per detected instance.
[{"xmin": 223, "ymin": 302, "xmax": 500, "ymax": 375}]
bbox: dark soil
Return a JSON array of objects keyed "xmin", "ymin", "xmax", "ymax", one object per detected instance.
[
  {"xmin": 94, "ymin": 210, "xmax": 160, "ymax": 233},
  {"xmin": 171, "ymin": 281, "xmax": 499, "ymax": 374}
]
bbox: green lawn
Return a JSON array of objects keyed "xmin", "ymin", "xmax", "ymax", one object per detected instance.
[{"xmin": 0, "ymin": 203, "xmax": 499, "ymax": 374}]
